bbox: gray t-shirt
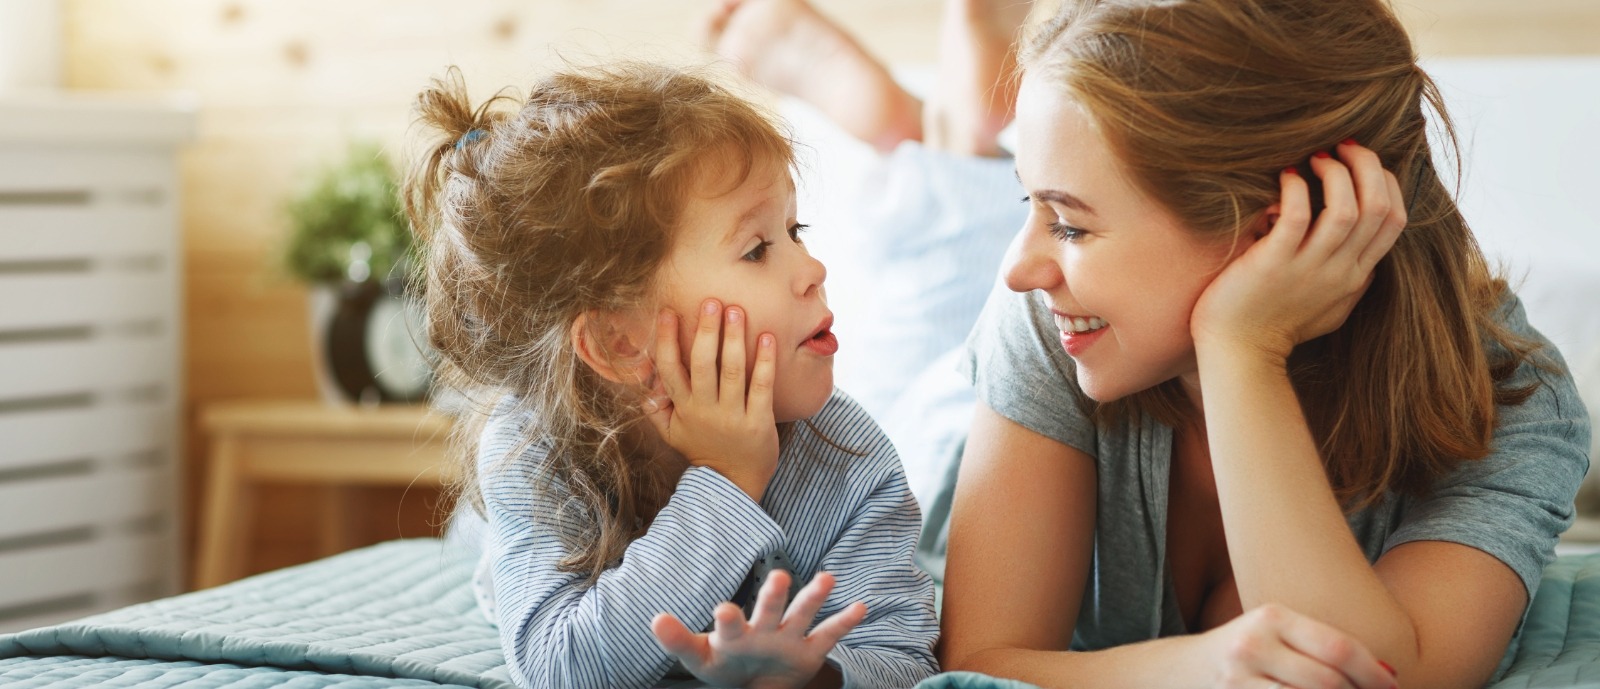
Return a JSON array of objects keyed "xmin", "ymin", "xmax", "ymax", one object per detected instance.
[{"xmin": 961, "ymin": 284, "xmax": 1591, "ymax": 651}]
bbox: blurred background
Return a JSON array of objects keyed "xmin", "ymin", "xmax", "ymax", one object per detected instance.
[{"xmin": 1, "ymin": 0, "xmax": 1597, "ymax": 632}]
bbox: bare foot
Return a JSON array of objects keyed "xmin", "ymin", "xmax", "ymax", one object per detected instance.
[
  {"xmin": 924, "ymin": 0, "xmax": 1032, "ymax": 157},
  {"xmin": 704, "ymin": 0, "xmax": 923, "ymax": 153}
]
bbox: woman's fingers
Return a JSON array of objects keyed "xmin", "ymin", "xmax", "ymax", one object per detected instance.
[
  {"xmin": 747, "ymin": 569, "xmax": 791, "ymax": 631},
  {"xmin": 806, "ymin": 601, "xmax": 867, "ymax": 648},
  {"xmin": 718, "ymin": 307, "xmax": 748, "ymax": 410},
  {"xmin": 1305, "ymin": 150, "xmax": 1359, "ymax": 260},
  {"xmin": 781, "ymin": 571, "xmax": 837, "ymax": 631},
  {"xmin": 689, "ymin": 299, "xmax": 723, "ymax": 404},
  {"xmin": 1256, "ymin": 646, "xmax": 1358, "ymax": 689},
  {"xmin": 1358, "ymin": 169, "xmax": 1408, "ymax": 271},
  {"xmin": 651, "ymin": 613, "xmax": 711, "ymax": 668},
  {"xmin": 1332, "ymin": 141, "xmax": 1393, "ymax": 263},
  {"xmin": 1276, "ymin": 610, "xmax": 1396, "ymax": 689},
  {"xmin": 1266, "ymin": 167, "xmax": 1312, "ymax": 259}
]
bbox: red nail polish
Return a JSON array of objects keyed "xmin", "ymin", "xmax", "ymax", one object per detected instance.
[
  {"xmin": 1379, "ymin": 660, "xmax": 1398, "ymax": 677},
  {"xmin": 1282, "ymin": 167, "xmax": 1298, "ymax": 176},
  {"xmin": 1313, "ymin": 151, "xmax": 1332, "ymax": 159},
  {"xmin": 1342, "ymin": 138, "xmax": 1359, "ymax": 147}
]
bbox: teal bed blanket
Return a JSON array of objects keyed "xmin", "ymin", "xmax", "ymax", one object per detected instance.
[{"xmin": 3, "ymin": 539, "xmax": 1600, "ymax": 688}]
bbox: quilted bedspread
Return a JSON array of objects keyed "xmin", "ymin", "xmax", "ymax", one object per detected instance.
[{"xmin": 4, "ymin": 540, "xmax": 1600, "ymax": 688}]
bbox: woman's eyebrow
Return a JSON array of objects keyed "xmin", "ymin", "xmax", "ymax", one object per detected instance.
[{"xmin": 1016, "ymin": 169, "xmax": 1098, "ymax": 216}]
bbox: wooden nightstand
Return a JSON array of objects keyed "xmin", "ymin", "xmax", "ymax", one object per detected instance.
[{"xmin": 194, "ymin": 400, "xmax": 454, "ymax": 588}]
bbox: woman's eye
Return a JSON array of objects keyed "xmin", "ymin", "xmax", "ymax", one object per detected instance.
[
  {"xmin": 788, "ymin": 222, "xmax": 809, "ymax": 243},
  {"xmin": 742, "ymin": 240, "xmax": 773, "ymax": 262},
  {"xmin": 1048, "ymin": 222, "xmax": 1086, "ymax": 243}
]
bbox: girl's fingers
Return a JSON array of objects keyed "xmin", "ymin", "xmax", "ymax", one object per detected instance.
[
  {"xmin": 1333, "ymin": 141, "xmax": 1393, "ymax": 263},
  {"xmin": 653, "ymin": 310, "xmax": 689, "ymax": 401},
  {"xmin": 1276, "ymin": 613, "xmax": 1394, "ymax": 689},
  {"xmin": 747, "ymin": 334, "xmax": 777, "ymax": 418},
  {"xmin": 1358, "ymin": 169, "xmax": 1408, "ymax": 271},
  {"xmin": 805, "ymin": 601, "xmax": 867, "ymax": 649},
  {"xmin": 781, "ymin": 570, "xmax": 836, "ymax": 630},
  {"xmin": 711, "ymin": 601, "xmax": 748, "ymax": 642},
  {"xmin": 650, "ymin": 613, "xmax": 711, "ymax": 668},
  {"xmin": 718, "ymin": 307, "xmax": 748, "ymax": 410},
  {"xmin": 1305, "ymin": 151, "xmax": 1359, "ymax": 260},
  {"xmin": 748, "ymin": 569, "xmax": 791, "ymax": 631},
  {"xmin": 690, "ymin": 299, "xmax": 723, "ymax": 404},
  {"xmin": 1266, "ymin": 167, "xmax": 1313, "ymax": 259}
]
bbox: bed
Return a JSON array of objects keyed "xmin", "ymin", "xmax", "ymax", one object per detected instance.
[{"xmin": 3, "ymin": 539, "xmax": 1600, "ymax": 688}]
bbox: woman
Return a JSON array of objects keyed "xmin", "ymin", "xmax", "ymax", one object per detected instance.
[{"xmin": 939, "ymin": 1, "xmax": 1592, "ymax": 688}]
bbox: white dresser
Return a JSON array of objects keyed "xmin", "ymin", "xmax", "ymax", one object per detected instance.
[{"xmin": 0, "ymin": 93, "xmax": 195, "ymax": 632}]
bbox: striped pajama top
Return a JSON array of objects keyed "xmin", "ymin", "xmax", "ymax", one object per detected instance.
[{"xmin": 471, "ymin": 388, "xmax": 940, "ymax": 689}]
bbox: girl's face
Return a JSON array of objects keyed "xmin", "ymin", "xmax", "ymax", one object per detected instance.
[
  {"xmin": 1007, "ymin": 74, "xmax": 1238, "ymax": 402},
  {"xmin": 654, "ymin": 158, "xmax": 835, "ymax": 423}
]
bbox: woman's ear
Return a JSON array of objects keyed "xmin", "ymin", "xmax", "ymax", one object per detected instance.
[
  {"xmin": 1252, "ymin": 204, "xmax": 1282, "ymax": 241},
  {"xmin": 571, "ymin": 311, "xmax": 653, "ymax": 386}
]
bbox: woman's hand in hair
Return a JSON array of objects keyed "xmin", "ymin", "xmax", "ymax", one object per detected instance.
[
  {"xmin": 652, "ymin": 570, "xmax": 865, "ymax": 689},
  {"xmin": 646, "ymin": 300, "xmax": 782, "ymax": 502},
  {"xmin": 1195, "ymin": 603, "xmax": 1399, "ymax": 689},
  {"xmin": 1190, "ymin": 141, "xmax": 1408, "ymax": 365}
]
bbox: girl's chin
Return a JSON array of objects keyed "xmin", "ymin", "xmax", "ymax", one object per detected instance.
[{"xmin": 774, "ymin": 380, "xmax": 834, "ymax": 422}]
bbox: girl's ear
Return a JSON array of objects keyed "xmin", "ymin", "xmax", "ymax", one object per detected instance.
[{"xmin": 571, "ymin": 311, "xmax": 653, "ymax": 386}]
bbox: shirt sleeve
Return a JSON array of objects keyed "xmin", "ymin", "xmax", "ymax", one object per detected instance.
[
  {"xmin": 814, "ymin": 460, "xmax": 941, "ymax": 688},
  {"xmin": 482, "ymin": 433, "xmax": 786, "ymax": 689},
  {"xmin": 1384, "ymin": 296, "xmax": 1593, "ymax": 600},
  {"xmin": 960, "ymin": 282, "xmax": 1099, "ymax": 457}
]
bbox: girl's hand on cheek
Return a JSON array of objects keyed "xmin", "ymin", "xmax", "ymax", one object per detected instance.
[
  {"xmin": 645, "ymin": 299, "xmax": 781, "ymax": 502},
  {"xmin": 1190, "ymin": 141, "xmax": 1408, "ymax": 364},
  {"xmin": 651, "ymin": 570, "xmax": 867, "ymax": 689}
]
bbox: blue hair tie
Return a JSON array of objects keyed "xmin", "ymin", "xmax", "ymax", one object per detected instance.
[{"xmin": 455, "ymin": 128, "xmax": 486, "ymax": 150}]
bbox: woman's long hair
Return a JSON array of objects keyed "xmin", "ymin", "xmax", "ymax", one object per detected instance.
[{"xmin": 1023, "ymin": 0, "xmax": 1548, "ymax": 509}]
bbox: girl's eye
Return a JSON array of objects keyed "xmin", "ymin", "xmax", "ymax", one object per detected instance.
[
  {"xmin": 742, "ymin": 240, "xmax": 773, "ymax": 263},
  {"xmin": 1048, "ymin": 222, "xmax": 1086, "ymax": 243},
  {"xmin": 788, "ymin": 222, "xmax": 809, "ymax": 243}
]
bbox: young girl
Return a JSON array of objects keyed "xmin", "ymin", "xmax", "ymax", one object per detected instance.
[
  {"xmin": 931, "ymin": 1, "xmax": 1593, "ymax": 689},
  {"xmin": 405, "ymin": 64, "xmax": 939, "ymax": 689}
]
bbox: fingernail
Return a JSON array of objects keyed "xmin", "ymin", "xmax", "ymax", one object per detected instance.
[
  {"xmin": 659, "ymin": 310, "xmax": 673, "ymax": 325},
  {"xmin": 760, "ymin": 334, "xmax": 773, "ymax": 348},
  {"xmin": 726, "ymin": 307, "xmax": 742, "ymax": 323},
  {"xmin": 1342, "ymin": 137, "xmax": 1359, "ymax": 147},
  {"xmin": 1379, "ymin": 660, "xmax": 1397, "ymax": 677},
  {"xmin": 703, "ymin": 300, "xmax": 718, "ymax": 315},
  {"xmin": 1282, "ymin": 166, "xmax": 1298, "ymax": 176},
  {"xmin": 1313, "ymin": 151, "xmax": 1332, "ymax": 159}
]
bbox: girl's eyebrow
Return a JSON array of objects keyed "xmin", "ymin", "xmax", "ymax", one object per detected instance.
[
  {"xmin": 1016, "ymin": 168, "xmax": 1099, "ymax": 216},
  {"xmin": 723, "ymin": 198, "xmax": 771, "ymax": 245}
]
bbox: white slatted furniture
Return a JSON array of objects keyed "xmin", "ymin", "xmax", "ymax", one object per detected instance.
[{"xmin": 0, "ymin": 93, "xmax": 195, "ymax": 633}]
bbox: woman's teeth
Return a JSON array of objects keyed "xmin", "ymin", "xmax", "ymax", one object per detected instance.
[{"xmin": 1055, "ymin": 314, "xmax": 1108, "ymax": 334}]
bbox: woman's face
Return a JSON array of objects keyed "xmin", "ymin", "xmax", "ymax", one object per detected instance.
[{"xmin": 1007, "ymin": 74, "xmax": 1239, "ymax": 402}]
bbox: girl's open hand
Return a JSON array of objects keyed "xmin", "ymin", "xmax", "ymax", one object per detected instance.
[
  {"xmin": 651, "ymin": 570, "xmax": 867, "ymax": 689},
  {"xmin": 645, "ymin": 299, "xmax": 781, "ymax": 502},
  {"xmin": 1196, "ymin": 603, "xmax": 1398, "ymax": 689},
  {"xmin": 1190, "ymin": 141, "xmax": 1408, "ymax": 363}
]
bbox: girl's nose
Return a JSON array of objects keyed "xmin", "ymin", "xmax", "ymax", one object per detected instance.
[
  {"xmin": 800, "ymin": 251, "xmax": 827, "ymax": 298},
  {"xmin": 1002, "ymin": 221, "xmax": 1062, "ymax": 293}
]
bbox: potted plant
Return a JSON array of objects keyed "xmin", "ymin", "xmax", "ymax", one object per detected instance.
[{"xmin": 282, "ymin": 142, "xmax": 433, "ymax": 404}]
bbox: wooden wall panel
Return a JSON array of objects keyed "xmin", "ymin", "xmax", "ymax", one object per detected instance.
[{"xmin": 59, "ymin": 0, "xmax": 1599, "ymax": 587}]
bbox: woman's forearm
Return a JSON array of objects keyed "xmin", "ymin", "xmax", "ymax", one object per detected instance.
[{"xmin": 1194, "ymin": 342, "xmax": 1418, "ymax": 666}]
